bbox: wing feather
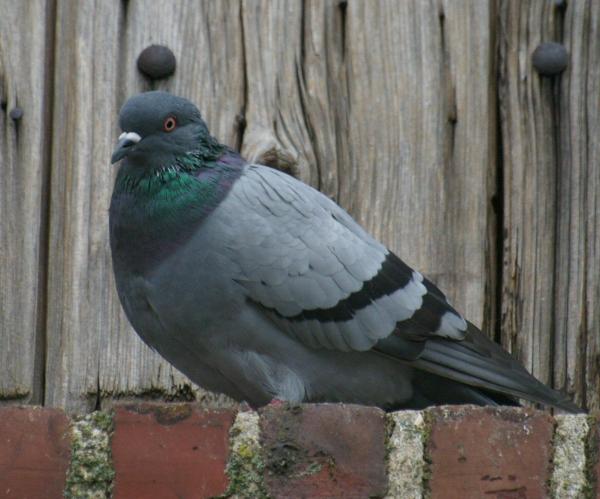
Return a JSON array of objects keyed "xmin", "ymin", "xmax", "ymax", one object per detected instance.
[{"xmin": 228, "ymin": 165, "xmax": 465, "ymax": 351}]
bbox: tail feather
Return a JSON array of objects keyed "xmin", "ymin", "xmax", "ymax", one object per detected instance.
[
  {"xmin": 376, "ymin": 321, "xmax": 582, "ymax": 413},
  {"xmin": 411, "ymin": 322, "xmax": 582, "ymax": 413}
]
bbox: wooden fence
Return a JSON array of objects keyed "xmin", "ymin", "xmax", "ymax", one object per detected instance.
[{"xmin": 1, "ymin": 0, "xmax": 598, "ymax": 413}]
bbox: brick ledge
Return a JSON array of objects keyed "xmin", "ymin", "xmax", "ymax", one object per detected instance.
[{"xmin": 0, "ymin": 403, "xmax": 597, "ymax": 498}]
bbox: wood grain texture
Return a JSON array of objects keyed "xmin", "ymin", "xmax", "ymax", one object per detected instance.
[
  {"xmin": 45, "ymin": 0, "xmax": 244, "ymax": 411},
  {"xmin": 45, "ymin": 0, "xmax": 125, "ymax": 411},
  {"xmin": 338, "ymin": 0, "xmax": 496, "ymax": 328},
  {"xmin": 0, "ymin": 0, "xmax": 51, "ymax": 403},
  {"xmin": 499, "ymin": 0, "xmax": 599, "ymax": 409},
  {"xmin": 498, "ymin": 0, "xmax": 562, "ymax": 394},
  {"xmin": 555, "ymin": 0, "xmax": 600, "ymax": 410},
  {"xmin": 241, "ymin": 0, "xmax": 347, "ymax": 197},
  {"xmin": 1, "ymin": 0, "xmax": 596, "ymax": 411}
]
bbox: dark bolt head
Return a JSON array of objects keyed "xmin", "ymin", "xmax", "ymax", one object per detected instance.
[
  {"xmin": 137, "ymin": 45, "xmax": 176, "ymax": 80},
  {"xmin": 9, "ymin": 107, "xmax": 23, "ymax": 121},
  {"xmin": 532, "ymin": 42, "xmax": 568, "ymax": 76}
]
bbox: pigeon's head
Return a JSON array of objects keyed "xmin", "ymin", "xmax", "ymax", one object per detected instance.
[{"xmin": 111, "ymin": 91, "xmax": 213, "ymax": 166}]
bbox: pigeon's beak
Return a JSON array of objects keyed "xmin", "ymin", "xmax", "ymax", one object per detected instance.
[{"xmin": 111, "ymin": 131, "xmax": 142, "ymax": 164}]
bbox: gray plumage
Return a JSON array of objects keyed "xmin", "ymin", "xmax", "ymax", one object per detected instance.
[{"xmin": 109, "ymin": 91, "xmax": 580, "ymax": 412}]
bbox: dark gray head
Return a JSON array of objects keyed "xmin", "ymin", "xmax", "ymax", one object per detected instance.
[{"xmin": 111, "ymin": 91, "xmax": 212, "ymax": 166}]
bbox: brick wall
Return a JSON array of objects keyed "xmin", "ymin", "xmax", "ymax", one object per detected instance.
[{"xmin": 1, "ymin": 403, "xmax": 598, "ymax": 498}]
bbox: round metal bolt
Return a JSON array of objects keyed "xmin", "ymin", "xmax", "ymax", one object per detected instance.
[
  {"xmin": 9, "ymin": 107, "xmax": 23, "ymax": 120},
  {"xmin": 532, "ymin": 42, "xmax": 568, "ymax": 76},
  {"xmin": 137, "ymin": 45, "xmax": 176, "ymax": 80}
]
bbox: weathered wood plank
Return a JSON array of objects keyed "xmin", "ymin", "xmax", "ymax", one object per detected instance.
[
  {"xmin": 555, "ymin": 0, "xmax": 600, "ymax": 410},
  {"xmin": 339, "ymin": 0, "xmax": 496, "ymax": 326},
  {"xmin": 498, "ymin": 0, "xmax": 599, "ymax": 409},
  {"xmin": 498, "ymin": 0, "xmax": 562, "ymax": 392},
  {"xmin": 45, "ymin": 0, "xmax": 245, "ymax": 411},
  {"xmin": 581, "ymin": 0, "xmax": 600, "ymax": 413},
  {"xmin": 241, "ymin": 0, "xmax": 319, "ymax": 185},
  {"xmin": 0, "ymin": 0, "xmax": 51, "ymax": 403},
  {"xmin": 242, "ymin": 0, "xmax": 496, "ymax": 326},
  {"xmin": 241, "ymin": 0, "xmax": 348, "ymax": 197}
]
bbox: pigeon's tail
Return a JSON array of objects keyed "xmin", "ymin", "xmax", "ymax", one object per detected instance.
[{"xmin": 410, "ymin": 322, "xmax": 582, "ymax": 413}]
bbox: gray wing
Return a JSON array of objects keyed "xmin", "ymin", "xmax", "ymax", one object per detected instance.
[{"xmin": 226, "ymin": 164, "xmax": 467, "ymax": 353}]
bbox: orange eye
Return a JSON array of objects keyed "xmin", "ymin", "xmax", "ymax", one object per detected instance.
[{"xmin": 163, "ymin": 116, "xmax": 177, "ymax": 132}]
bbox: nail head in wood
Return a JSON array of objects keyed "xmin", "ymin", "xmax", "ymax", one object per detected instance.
[
  {"xmin": 9, "ymin": 107, "xmax": 23, "ymax": 120},
  {"xmin": 532, "ymin": 42, "xmax": 568, "ymax": 76},
  {"xmin": 137, "ymin": 45, "xmax": 176, "ymax": 80}
]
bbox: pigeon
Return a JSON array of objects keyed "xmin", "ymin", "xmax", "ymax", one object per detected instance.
[{"xmin": 109, "ymin": 91, "xmax": 580, "ymax": 412}]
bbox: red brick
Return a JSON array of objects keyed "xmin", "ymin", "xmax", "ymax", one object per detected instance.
[
  {"xmin": 112, "ymin": 403, "xmax": 235, "ymax": 499},
  {"xmin": 0, "ymin": 406, "xmax": 71, "ymax": 498},
  {"xmin": 426, "ymin": 406, "xmax": 554, "ymax": 499},
  {"xmin": 260, "ymin": 403, "xmax": 387, "ymax": 499}
]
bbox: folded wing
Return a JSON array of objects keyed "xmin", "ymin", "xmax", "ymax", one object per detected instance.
[{"xmin": 225, "ymin": 165, "xmax": 579, "ymax": 412}]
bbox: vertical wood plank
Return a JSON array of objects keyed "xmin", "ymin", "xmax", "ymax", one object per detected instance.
[
  {"xmin": 581, "ymin": 1, "xmax": 600, "ymax": 412},
  {"xmin": 45, "ymin": 0, "xmax": 124, "ymax": 411},
  {"xmin": 339, "ymin": 0, "xmax": 496, "ymax": 325},
  {"xmin": 498, "ymin": 0, "xmax": 562, "ymax": 390},
  {"xmin": 499, "ymin": 0, "xmax": 599, "ymax": 409},
  {"xmin": 45, "ymin": 0, "xmax": 244, "ymax": 411},
  {"xmin": 555, "ymin": 0, "xmax": 600, "ymax": 410},
  {"xmin": 241, "ymin": 0, "xmax": 319, "ymax": 185},
  {"xmin": 0, "ymin": 0, "xmax": 51, "ymax": 403},
  {"xmin": 241, "ymin": 0, "xmax": 346, "ymax": 193}
]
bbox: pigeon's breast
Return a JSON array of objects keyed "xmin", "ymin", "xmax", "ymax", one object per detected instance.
[
  {"xmin": 139, "ymin": 196, "xmax": 248, "ymax": 330},
  {"xmin": 109, "ymin": 166, "xmax": 243, "ymax": 276}
]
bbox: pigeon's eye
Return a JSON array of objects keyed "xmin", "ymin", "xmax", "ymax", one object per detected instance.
[{"xmin": 163, "ymin": 116, "xmax": 177, "ymax": 132}]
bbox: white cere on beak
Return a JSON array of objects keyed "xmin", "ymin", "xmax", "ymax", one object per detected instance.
[{"xmin": 119, "ymin": 131, "xmax": 142, "ymax": 143}]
